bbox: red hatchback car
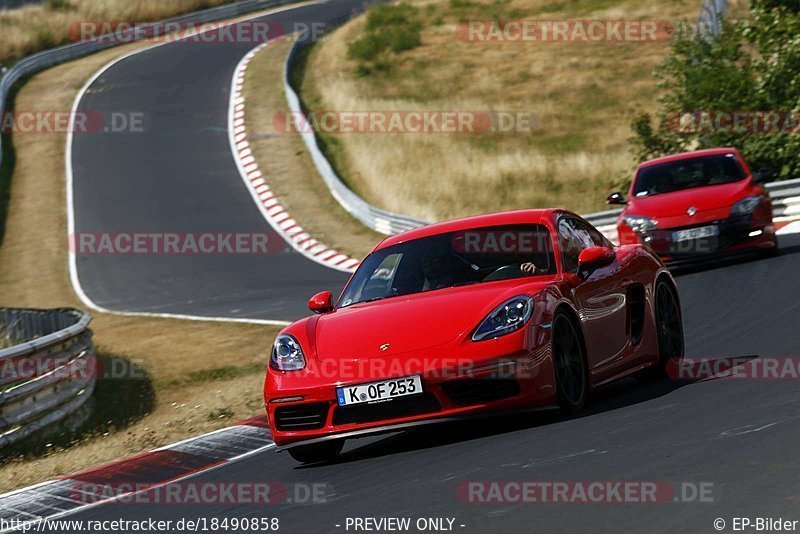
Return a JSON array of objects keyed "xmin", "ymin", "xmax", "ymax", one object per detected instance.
[
  {"xmin": 264, "ymin": 209, "xmax": 684, "ymax": 464},
  {"xmin": 607, "ymin": 148, "xmax": 778, "ymax": 263}
]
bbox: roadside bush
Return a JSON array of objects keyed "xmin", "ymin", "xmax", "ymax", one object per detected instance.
[
  {"xmin": 347, "ymin": 3, "xmax": 422, "ymax": 74},
  {"xmin": 630, "ymin": 0, "xmax": 800, "ymax": 179}
]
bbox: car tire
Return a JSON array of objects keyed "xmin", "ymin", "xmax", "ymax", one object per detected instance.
[
  {"xmin": 654, "ymin": 280, "xmax": 684, "ymax": 376},
  {"xmin": 552, "ymin": 310, "xmax": 588, "ymax": 412},
  {"xmin": 287, "ymin": 439, "xmax": 344, "ymax": 464}
]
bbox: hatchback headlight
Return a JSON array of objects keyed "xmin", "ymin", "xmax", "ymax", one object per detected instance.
[
  {"xmin": 270, "ymin": 334, "xmax": 306, "ymax": 371},
  {"xmin": 731, "ymin": 195, "xmax": 764, "ymax": 216},
  {"xmin": 622, "ymin": 215, "xmax": 658, "ymax": 233},
  {"xmin": 472, "ymin": 296, "xmax": 534, "ymax": 342}
]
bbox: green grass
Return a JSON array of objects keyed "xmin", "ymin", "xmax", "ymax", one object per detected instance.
[{"xmin": 161, "ymin": 362, "xmax": 266, "ymax": 389}]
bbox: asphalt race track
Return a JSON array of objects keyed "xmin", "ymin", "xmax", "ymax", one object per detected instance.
[
  {"xmin": 65, "ymin": 1, "xmax": 800, "ymax": 532},
  {"xmin": 70, "ymin": 1, "xmax": 364, "ymax": 321},
  {"xmin": 52, "ymin": 235, "xmax": 800, "ymax": 532}
]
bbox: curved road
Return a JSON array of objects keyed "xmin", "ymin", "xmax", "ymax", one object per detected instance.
[
  {"xmin": 66, "ymin": 0, "xmax": 800, "ymax": 531},
  {"xmin": 70, "ymin": 1, "xmax": 362, "ymax": 321}
]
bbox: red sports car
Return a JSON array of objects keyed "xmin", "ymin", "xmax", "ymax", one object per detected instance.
[
  {"xmin": 607, "ymin": 147, "xmax": 778, "ymax": 263},
  {"xmin": 264, "ymin": 209, "xmax": 683, "ymax": 463}
]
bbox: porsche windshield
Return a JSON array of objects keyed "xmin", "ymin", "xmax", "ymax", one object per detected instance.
[
  {"xmin": 339, "ymin": 224, "xmax": 555, "ymax": 307},
  {"xmin": 632, "ymin": 154, "xmax": 747, "ymax": 197}
]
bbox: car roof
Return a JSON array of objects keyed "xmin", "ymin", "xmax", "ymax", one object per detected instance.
[
  {"xmin": 637, "ymin": 147, "xmax": 741, "ymax": 170},
  {"xmin": 373, "ymin": 209, "xmax": 567, "ymax": 251}
]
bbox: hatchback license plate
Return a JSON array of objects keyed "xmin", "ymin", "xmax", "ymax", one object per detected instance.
[
  {"xmin": 673, "ymin": 225, "xmax": 719, "ymax": 242},
  {"xmin": 336, "ymin": 376, "xmax": 423, "ymax": 407}
]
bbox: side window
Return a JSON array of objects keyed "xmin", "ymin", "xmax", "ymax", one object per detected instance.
[
  {"xmin": 569, "ymin": 218, "xmax": 609, "ymax": 248},
  {"xmin": 558, "ymin": 220, "xmax": 581, "ymax": 272},
  {"xmin": 558, "ymin": 218, "xmax": 609, "ymax": 272}
]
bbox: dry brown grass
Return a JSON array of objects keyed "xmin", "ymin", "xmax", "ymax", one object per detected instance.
[
  {"xmin": 243, "ymin": 37, "xmax": 382, "ymax": 259},
  {"xmin": 726, "ymin": 0, "xmax": 751, "ymax": 20},
  {"xmin": 302, "ymin": 0, "xmax": 699, "ymax": 220},
  {"xmin": 0, "ymin": 9, "xmax": 312, "ymax": 492},
  {"xmin": 0, "ymin": 372, "xmax": 267, "ymax": 492},
  {"xmin": 0, "ymin": 0, "xmax": 237, "ymax": 65}
]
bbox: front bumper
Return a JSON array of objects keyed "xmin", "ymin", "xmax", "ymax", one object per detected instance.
[
  {"xmin": 264, "ymin": 331, "xmax": 555, "ymax": 447},
  {"xmin": 621, "ymin": 213, "xmax": 776, "ymax": 263}
]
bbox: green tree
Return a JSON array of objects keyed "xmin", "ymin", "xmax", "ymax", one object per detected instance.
[{"xmin": 630, "ymin": 0, "xmax": 800, "ymax": 179}]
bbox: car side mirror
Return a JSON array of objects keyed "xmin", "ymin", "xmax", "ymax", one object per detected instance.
[
  {"xmin": 754, "ymin": 168, "xmax": 775, "ymax": 183},
  {"xmin": 308, "ymin": 291, "xmax": 334, "ymax": 314},
  {"xmin": 577, "ymin": 246, "xmax": 615, "ymax": 278},
  {"xmin": 606, "ymin": 192, "xmax": 627, "ymax": 205}
]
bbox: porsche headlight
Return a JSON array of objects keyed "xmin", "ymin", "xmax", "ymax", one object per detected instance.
[
  {"xmin": 270, "ymin": 334, "xmax": 306, "ymax": 371},
  {"xmin": 472, "ymin": 296, "xmax": 534, "ymax": 342},
  {"xmin": 731, "ymin": 195, "xmax": 764, "ymax": 216},
  {"xmin": 622, "ymin": 215, "xmax": 658, "ymax": 233}
]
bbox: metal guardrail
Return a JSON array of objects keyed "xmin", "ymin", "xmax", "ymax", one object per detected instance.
[
  {"xmin": 284, "ymin": 8, "xmax": 428, "ymax": 236},
  {"xmin": 0, "ymin": 308, "xmax": 94, "ymax": 448},
  {"xmin": 697, "ymin": 0, "xmax": 728, "ymax": 36},
  {"xmin": 0, "ymin": 0, "xmax": 297, "ymax": 176}
]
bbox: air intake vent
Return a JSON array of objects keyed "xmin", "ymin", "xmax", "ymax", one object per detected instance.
[{"xmin": 274, "ymin": 403, "xmax": 329, "ymax": 431}]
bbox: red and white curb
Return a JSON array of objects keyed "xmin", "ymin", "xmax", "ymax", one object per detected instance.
[
  {"xmin": 0, "ymin": 417, "xmax": 272, "ymax": 529},
  {"xmin": 228, "ymin": 41, "xmax": 360, "ymax": 273},
  {"xmin": 775, "ymin": 218, "xmax": 800, "ymax": 235}
]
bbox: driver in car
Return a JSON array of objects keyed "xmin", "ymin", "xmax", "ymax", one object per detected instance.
[
  {"xmin": 421, "ymin": 250, "xmax": 456, "ymax": 290},
  {"xmin": 421, "ymin": 244, "xmax": 540, "ymax": 288}
]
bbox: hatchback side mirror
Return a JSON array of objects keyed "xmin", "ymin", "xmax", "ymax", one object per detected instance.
[
  {"xmin": 578, "ymin": 246, "xmax": 615, "ymax": 278},
  {"xmin": 754, "ymin": 168, "xmax": 775, "ymax": 183},
  {"xmin": 308, "ymin": 291, "xmax": 334, "ymax": 314},
  {"xmin": 606, "ymin": 192, "xmax": 627, "ymax": 205}
]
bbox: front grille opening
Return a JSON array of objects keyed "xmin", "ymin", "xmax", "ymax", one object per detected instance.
[
  {"xmin": 441, "ymin": 378, "xmax": 520, "ymax": 406},
  {"xmin": 333, "ymin": 392, "xmax": 441, "ymax": 425},
  {"xmin": 274, "ymin": 402, "xmax": 328, "ymax": 431}
]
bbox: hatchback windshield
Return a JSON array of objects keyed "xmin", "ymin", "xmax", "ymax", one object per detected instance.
[
  {"xmin": 339, "ymin": 224, "xmax": 555, "ymax": 307},
  {"xmin": 632, "ymin": 154, "xmax": 746, "ymax": 197}
]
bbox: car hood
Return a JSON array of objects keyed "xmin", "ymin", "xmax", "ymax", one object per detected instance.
[
  {"xmin": 629, "ymin": 180, "xmax": 752, "ymax": 218},
  {"xmin": 312, "ymin": 279, "xmax": 552, "ymax": 361}
]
